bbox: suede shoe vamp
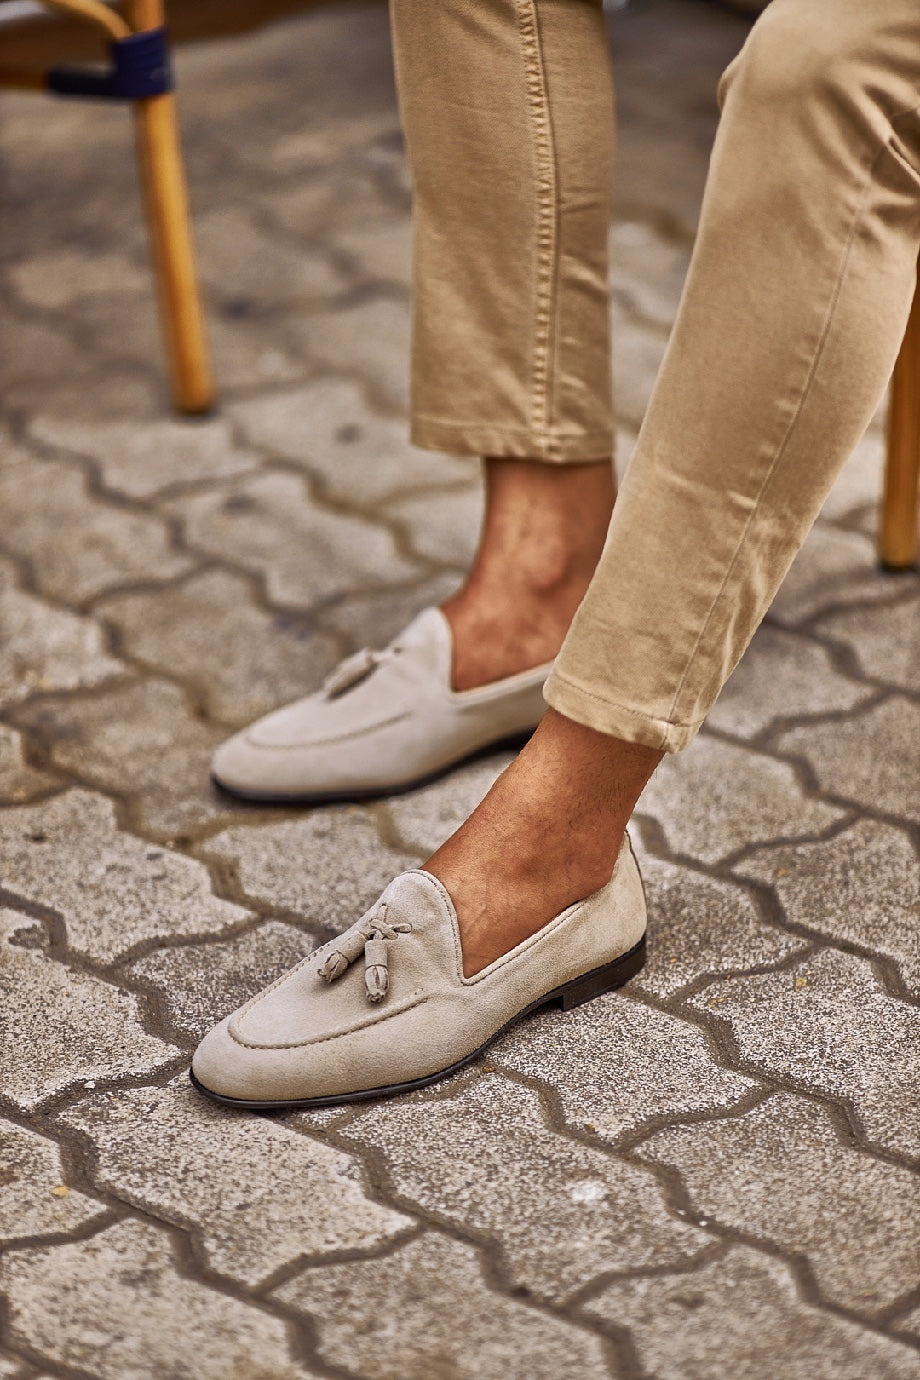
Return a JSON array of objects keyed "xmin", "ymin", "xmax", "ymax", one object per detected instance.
[
  {"xmin": 210, "ymin": 607, "xmax": 551, "ymax": 799},
  {"xmin": 192, "ymin": 842, "xmax": 648, "ymax": 1105}
]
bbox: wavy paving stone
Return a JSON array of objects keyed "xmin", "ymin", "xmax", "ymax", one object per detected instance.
[
  {"xmin": 61, "ymin": 1082, "xmax": 412, "ymax": 1288},
  {"xmin": 4, "ymin": 1, "xmax": 919, "ymax": 1370},
  {"xmin": 291, "ymin": 297, "xmax": 411, "ymax": 410},
  {"xmin": 637, "ymin": 736, "xmax": 843, "ymax": 864},
  {"xmin": 0, "ymin": 725, "xmax": 56, "ymax": 803},
  {"xmin": 263, "ymin": 165, "xmax": 401, "ymax": 243},
  {"xmin": 7, "ymin": 248, "xmax": 148, "ymax": 312},
  {"xmin": 609, "ymin": 218, "xmax": 691, "ymax": 329},
  {"xmin": 611, "ymin": 314, "xmax": 670, "ymax": 428},
  {"xmin": 638, "ymin": 1092, "xmax": 920, "ymax": 1314},
  {"xmin": 818, "ymin": 426, "xmax": 884, "ymax": 527},
  {"xmin": 7, "ymin": 359, "xmax": 158, "ymax": 428},
  {"xmin": 0, "ymin": 1354, "xmax": 34, "ymax": 1380},
  {"xmin": 0, "ymin": 559, "xmax": 123, "ymax": 709},
  {"xmin": 816, "ymin": 593, "xmax": 920, "ymax": 695},
  {"xmin": 200, "ymin": 810, "xmax": 418, "ymax": 932},
  {"xmin": 72, "ymin": 298, "xmax": 161, "ymax": 383},
  {"xmin": 0, "ymin": 1218, "xmax": 317, "ymax": 1380},
  {"xmin": 265, "ymin": 111, "xmax": 400, "ymax": 171},
  {"xmin": 387, "ymin": 485, "xmax": 484, "ymax": 570},
  {"xmin": 228, "ymin": 379, "xmax": 468, "ymax": 507},
  {"xmin": 0, "ymin": 790, "xmax": 249, "ymax": 965},
  {"xmin": 206, "ymin": 310, "xmax": 308, "ymax": 392},
  {"xmin": 0, "ymin": 908, "xmax": 178, "ymax": 1112},
  {"xmin": 897, "ymin": 1308, "xmax": 920, "ymax": 1344},
  {"xmin": 0, "ymin": 455, "xmax": 191, "ymax": 604},
  {"xmin": 171, "ymin": 470, "xmax": 420, "ymax": 608},
  {"xmin": 98, "ymin": 569, "xmax": 340, "ymax": 727},
  {"xmin": 584, "ymin": 1246, "xmax": 920, "ymax": 1380},
  {"xmin": 0, "ymin": 309, "xmax": 74, "ymax": 390},
  {"xmin": 319, "ymin": 572, "xmax": 463, "ymax": 654},
  {"xmin": 777, "ymin": 696, "xmax": 920, "ymax": 824},
  {"xmin": 735, "ymin": 819, "xmax": 920, "ymax": 994},
  {"xmin": 277, "ymin": 1232, "xmax": 613, "ymax": 1379},
  {"xmin": 385, "ymin": 752, "xmax": 515, "ymax": 856},
  {"xmin": 0, "ymin": 1121, "xmax": 105, "ymax": 1243},
  {"xmin": 15, "ymin": 680, "xmax": 237, "ymax": 841},
  {"xmin": 29, "ymin": 415, "xmax": 261, "ymax": 500},
  {"xmin": 690, "ymin": 950, "xmax": 920, "ymax": 1158},
  {"xmin": 129, "ymin": 921, "xmax": 317, "ymax": 1043},
  {"xmin": 492, "ymin": 995, "xmax": 753, "ymax": 1143},
  {"xmin": 768, "ymin": 523, "xmax": 897, "ymax": 625},
  {"xmin": 630, "ymin": 854, "xmax": 806, "ymax": 998},
  {"xmin": 342, "ymin": 1074, "xmax": 710, "ymax": 1303},
  {"xmin": 193, "ymin": 205, "xmax": 348, "ymax": 308},
  {"xmin": 336, "ymin": 218, "xmax": 412, "ymax": 288},
  {"xmin": 706, "ymin": 625, "xmax": 872, "ymax": 739}
]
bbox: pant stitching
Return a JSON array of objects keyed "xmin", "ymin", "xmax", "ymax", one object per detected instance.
[
  {"xmin": 412, "ymin": 413, "xmax": 610, "ymax": 441},
  {"xmin": 515, "ymin": 0, "xmax": 559, "ymax": 445},
  {"xmin": 550, "ymin": 669, "xmax": 700, "ymax": 731},
  {"xmin": 664, "ymin": 140, "xmax": 889, "ymax": 730}
]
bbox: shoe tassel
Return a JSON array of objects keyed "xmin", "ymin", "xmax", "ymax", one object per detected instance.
[{"xmin": 317, "ymin": 902, "xmax": 411, "ymax": 1004}]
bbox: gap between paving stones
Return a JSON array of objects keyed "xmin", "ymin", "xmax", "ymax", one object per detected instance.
[
  {"xmin": 666, "ymin": 989, "xmax": 920, "ymax": 1173},
  {"xmin": 1, "ymin": 1212, "xmax": 341, "ymax": 1380},
  {"xmin": 296, "ymin": 1110, "xmax": 665, "ymax": 1370},
  {"xmin": 26, "ymin": 1090, "xmax": 625, "ymax": 1378},
  {"xmin": 591, "ymin": 958, "xmax": 920, "ymax": 1171},
  {"xmin": 623, "ymin": 1091, "xmax": 920, "ymax": 1321},
  {"xmin": 244, "ymin": 435, "xmax": 481, "ymax": 523},
  {"xmin": 636, "ymin": 810, "xmax": 920, "ymax": 1008},
  {"xmin": 754, "ymin": 726, "xmax": 920, "ymax": 859},
  {"xmin": 50, "ymin": 1090, "xmax": 423, "ymax": 1298},
  {"xmin": 318, "ymin": 1068, "xmax": 725, "ymax": 1284}
]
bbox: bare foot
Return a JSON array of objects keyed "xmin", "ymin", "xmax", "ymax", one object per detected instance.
[
  {"xmin": 442, "ymin": 456, "xmax": 615, "ymax": 690},
  {"xmin": 425, "ymin": 709, "xmax": 662, "ymax": 975}
]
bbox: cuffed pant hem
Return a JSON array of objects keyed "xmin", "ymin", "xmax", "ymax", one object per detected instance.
[
  {"xmin": 410, "ymin": 416, "xmax": 615, "ymax": 464},
  {"xmin": 544, "ymin": 668, "xmax": 702, "ymax": 753}
]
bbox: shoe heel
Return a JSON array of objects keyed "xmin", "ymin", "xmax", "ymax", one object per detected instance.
[{"xmin": 558, "ymin": 934, "xmax": 647, "ymax": 1012}]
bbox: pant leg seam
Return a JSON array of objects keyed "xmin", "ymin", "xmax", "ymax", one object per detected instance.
[{"xmin": 515, "ymin": 0, "xmax": 559, "ymax": 446}]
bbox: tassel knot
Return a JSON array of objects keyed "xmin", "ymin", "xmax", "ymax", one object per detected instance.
[
  {"xmin": 321, "ymin": 647, "xmax": 379, "ymax": 699},
  {"xmin": 316, "ymin": 900, "xmax": 412, "ymax": 1003}
]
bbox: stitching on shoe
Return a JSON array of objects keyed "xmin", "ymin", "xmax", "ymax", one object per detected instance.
[
  {"xmin": 245, "ymin": 707, "xmax": 411, "ymax": 751},
  {"xmin": 229, "ymin": 990, "xmax": 430, "ymax": 1050}
]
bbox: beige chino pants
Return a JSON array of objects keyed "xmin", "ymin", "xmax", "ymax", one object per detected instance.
[{"xmin": 391, "ymin": 0, "xmax": 920, "ymax": 751}]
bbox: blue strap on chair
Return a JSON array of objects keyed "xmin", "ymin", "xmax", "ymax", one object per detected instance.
[{"xmin": 47, "ymin": 26, "xmax": 172, "ymax": 99}]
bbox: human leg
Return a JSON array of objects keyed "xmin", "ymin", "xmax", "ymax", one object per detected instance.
[
  {"xmin": 211, "ymin": 0, "xmax": 620, "ymax": 799},
  {"xmin": 193, "ymin": 0, "xmax": 920, "ymax": 1108},
  {"xmin": 396, "ymin": 0, "xmax": 622, "ymax": 688},
  {"xmin": 432, "ymin": 0, "xmax": 920, "ymax": 968}
]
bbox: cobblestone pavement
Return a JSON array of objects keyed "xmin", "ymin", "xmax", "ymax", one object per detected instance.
[{"xmin": 1, "ymin": 2, "xmax": 919, "ymax": 1377}]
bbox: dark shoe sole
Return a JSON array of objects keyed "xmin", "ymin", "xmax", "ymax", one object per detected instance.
[
  {"xmin": 189, "ymin": 932, "xmax": 647, "ymax": 1112},
  {"xmin": 210, "ymin": 730, "xmax": 536, "ymax": 807}
]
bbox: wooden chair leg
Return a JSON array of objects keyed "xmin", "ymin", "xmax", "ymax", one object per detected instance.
[
  {"xmin": 881, "ymin": 266, "xmax": 920, "ymax": 569},
  {"xmin": 128, "ymin": 0, "xmax": 214, "ymax": 414}
]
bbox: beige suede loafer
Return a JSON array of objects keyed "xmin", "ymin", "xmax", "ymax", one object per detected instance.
[
  {"xmin": 211, "ymin": 608, "xmax": 552, "ymax": 804},
  {"xmin": 190, "ymin": 835, "xmax": 647, "ymax": 1109}
]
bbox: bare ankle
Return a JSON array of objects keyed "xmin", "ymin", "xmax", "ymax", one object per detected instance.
[
  {"xmin": 426, "ymin": 712, "xmax": 662, "ymax": 975},
  {"xmin": 443, "ymin": 457, "xmax": 616, "ymax": 689}
]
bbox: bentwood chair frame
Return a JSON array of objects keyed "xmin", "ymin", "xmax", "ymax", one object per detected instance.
[{"xmin": 0, "ymin": 0, "xmax": 214, "ymax": 414}]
